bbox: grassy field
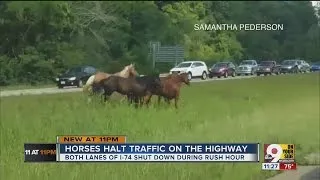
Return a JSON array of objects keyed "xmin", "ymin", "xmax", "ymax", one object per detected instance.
[{"xmin": 1, "ymin": 73, "xmax": 319, "ymax": 180}]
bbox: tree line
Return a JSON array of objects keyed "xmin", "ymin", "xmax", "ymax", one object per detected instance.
[{"xmin": 0, "ymin": 1, "xmax": 319, "ymax": 86}]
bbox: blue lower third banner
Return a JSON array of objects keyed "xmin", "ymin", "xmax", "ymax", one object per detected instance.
[{"xmin": 58, "ymin": 143, "xmax": 259, "ymax": 162}]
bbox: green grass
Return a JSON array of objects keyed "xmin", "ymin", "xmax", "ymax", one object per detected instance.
[
  {"xmin": 0, "ymin": 83, "xmax": 56, "ymax": 91},
  {"xmin": 1, "ymin": 73, "xmax": 319, "ymax": 180}
]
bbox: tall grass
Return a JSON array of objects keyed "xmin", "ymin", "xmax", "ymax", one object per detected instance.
[{"xmin": 1, "ymin": 73, "xmax": 319, "ymax": 180}]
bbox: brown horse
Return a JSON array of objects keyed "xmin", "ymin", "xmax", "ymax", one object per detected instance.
[
  {"xmin": 83, "ymin": 63, "xmax": 139, "ymax": 94},
  {"xmin": 143, "ymin": 73, "xmax": 190, "ymax": 108},
  {"xmin": 97, "ymin": 75, "xmax": 162, "ymax": 108}
]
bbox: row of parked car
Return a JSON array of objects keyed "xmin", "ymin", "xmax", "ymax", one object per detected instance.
[
  {"xmin": 169, "ymin": 60, "xmax": 320, "ymax": 80},
  {"xmin": 55, "ymin": 60, "xmax": 320, "ymax": 88}
]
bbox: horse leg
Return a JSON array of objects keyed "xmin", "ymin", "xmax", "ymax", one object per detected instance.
[
  {"xmin": 134, "ymin": 96, "xmax": 139, "ymax": 108},
  {"xmin": 144, "ymin": 94, "xmax": 152, "ymax": 107},
  {"xmin": 158, "ymin": 96, "xmax": 162, "ymax": 105},
  {"xmin": 103, "ymin": 92, "xmax": 107, "ymax": 103},
  {"xmin": 165, "ymin": 98, "xmax": 170, "ymax": 105},
  {"xmin": 140, "ymin": 96, "xmax": 144, "ymax": 107},
  {"xmin": 129, "ymin": 93, "xmax": 135, "ymax": 105},
  {"xmin": 86, "ymin": 87, "xmax": 94, "ymax": 103},
  {"xmin": 98, "ymin": 88, "xmax": 105, "ymax": 103},
  {"xmin": 132, "ymin": 95, "xmax": 135, "ymax": 105},
  {"xmin": 87, "ymin": 83, "xmax": 97, "ymax": 103},
  {"xmin": 83, "ymin": 75, "xmax": 96, "ymax": 94},
  {"xmin": 138, "ymin": 94, "xmax": 144, "ymax": 107},
  {"xmin": 174, "ymin": 96, "xmax": 179, "ymax": 109},
  {"xmin": 103, "ymin": 91, "xmax": 109, "ymax": 103},
  {"xmin": 98, "ymin": 86, "xmax": 105, "ymax": 95},
  {"xmin": 92, "ymin": 83, "xmax": 103, "ymax": 97},
  {"xmin": 90, "ymin": 89, "xmax": 101, "ymax": 103},
  {"xmin": 131, "ymin": 95, "xmax": 135, "ymax": 105},
  {"xmin": 103, "ymin": 90, "xmax": 112, "ymax": 103},
  {"xmin": 127, "ymin": 94, "xmax": 131, "ymax": 104}
]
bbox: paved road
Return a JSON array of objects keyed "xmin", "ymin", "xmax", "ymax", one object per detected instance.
[
  {"xmin": 267, "ymin": 166, "xmax": 320, "ymax": 180},
  {"xmin": 0, "ymin": 75, "xmax": 255, "ymax": 97}
]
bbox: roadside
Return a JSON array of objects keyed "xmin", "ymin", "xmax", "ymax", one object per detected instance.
[
  {"xmin": 0, "ymin": 86, "xmax": 80, "ymax": 97},
  {"xmin": 267, "ymin": 166, "xmax": 320, "ymax": 180},
  {"xmin": 267, "ymin": 152, "xmax": 320, "ymax": 180},
  {"xmin": 1, "ymin": 72, "xmax": 309, "ymax": 91},
  {"xmin": 0, "ymin": 75, "xmax": 256, "ymax": 97},
  {"xmin": 0, "ymin": 83, "xmax": 55, "ymax": 91},
  {"xmin": 0, "ymin": 74, "xmax": 170, "ymax": 91},
  {"xmin": 0, "ymin": 73, "xmax": 314, "ymax": 97}
]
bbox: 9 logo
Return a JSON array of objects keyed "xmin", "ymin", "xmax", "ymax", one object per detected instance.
[{"xmin": 265, "ymin": 144, "xmax": 283, "ymax": 162}]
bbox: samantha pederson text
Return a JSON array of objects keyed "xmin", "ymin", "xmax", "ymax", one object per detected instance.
[
  {"xmin": 194, "ymin": 23, "xmax": 284, "ymax": 31},
  {"xmin": 59, "ymin": 144, "xmax": 259, "ymax": 154}
]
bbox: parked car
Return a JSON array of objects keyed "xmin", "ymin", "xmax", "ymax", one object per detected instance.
[
  {"xmin": 310, "ymin": 62, "xmax": 320, "ymax": 72},
  {"xmin": 235, "ymin": 60, "xmax": 258, "ymax": 76},
  {"xmin": 208, "ymin": 62, "xmax": 236, "ymax": 78},
  {"xmin": 256, "ymin": 61, "xmax": 281, "ymax": 76},
  {"xmin": 297, "ymin": 60, "xmax": 310, "ymax": 73},
  {"xmin": 169, "ymin": 61, "xmax": 209, "ymax": 80},
  {"xmin": 280, "ymin": 60, "xmax": 300, "ymax": 74},
  {"xmin": 55, "ymin": 65, "xmax": 97, "ymax": 88}
]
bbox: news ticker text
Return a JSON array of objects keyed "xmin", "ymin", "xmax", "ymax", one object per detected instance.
[
  {"xmin": 58, "ymin": 143, "xmax": 258, "ymax": 153},
  {"xmin": 57, "ymin": 135, "xmax": 126, "ymax": 144},
  {"xmin": 24, "ymin": 144, "xmax": 56, "ymax": 162},
  {"xmin": 24, "ymin": 135, "xmax": 296, "ymax": 170},
  {"xmin": 24, "ymin": 140, "xmax": 259, "ymax": 162},
  {"xmin": 261, "ymin": 163, "xmax": 297, "ymax": 170},
  {"xmin": 59, "ymin": 153, "xmax": 256, "ymax": 162}
]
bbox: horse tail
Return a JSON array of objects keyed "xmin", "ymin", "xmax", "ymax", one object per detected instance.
[{"xmin": 83, "ymin": 75, "xmax": 95, "ymax": 93}]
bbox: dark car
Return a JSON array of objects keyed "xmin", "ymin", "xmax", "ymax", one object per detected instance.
[
  {"xmin": 280, "ymin": 60, "xmax": 300, "ymax": 74},
  {"xmin": 310, "ymin": 62, "xmax": 320, "ymax": 72},
  {"xmin": 209, "ymin": 62, "xmax": 236, "ymax": 78},
  {"xmin": 56, "ymin": 65, "xmax": 97, "ymax": 88},
  {"xmin": 256, "ymin": 61, "xmax": 281, "ymax": 76}
]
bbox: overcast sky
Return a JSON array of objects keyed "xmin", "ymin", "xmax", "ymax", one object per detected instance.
[{"xmin": 311, "ymin": 1, "xmax": 319, "ymax": 6}]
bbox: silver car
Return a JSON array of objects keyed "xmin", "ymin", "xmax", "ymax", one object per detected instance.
[
  {"xmin": 236, "ymin": 60, "xmax": 258, "ymax": 76},
  {"xmin": 297, "ymin": 60, "xmax": 310, "ymax": 73},
  {"xmin": 280, "ymin": 60, "xmax": 300, "ymax": 74}
]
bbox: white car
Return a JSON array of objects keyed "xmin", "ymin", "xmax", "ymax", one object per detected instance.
[{"xmin": 169, "ymin": 61, "xmax": 209, "ymax": 80}]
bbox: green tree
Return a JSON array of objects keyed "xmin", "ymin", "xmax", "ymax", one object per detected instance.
[{"xmin": 0, "ymin": 1, "xmax": 319, "ymax": 86}]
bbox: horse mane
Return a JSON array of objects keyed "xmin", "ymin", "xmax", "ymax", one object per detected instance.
[
  {"xmin": 167, "ymin": 73, "xmax": 188, "ymax": 85},
  {"xmin": 166, "ymin": 74, "xmax": 180, "ymax": 82},
  {"xmin": 94, "ymin": 64, "xmax": 137, "ymax": 79},
  {"xmin": 164, "ymin": 73, "xmax": 177, "ymax": 80},
  {"xmin": 113, "ymin": 65, "xmax": 130, "ymax": 76}
]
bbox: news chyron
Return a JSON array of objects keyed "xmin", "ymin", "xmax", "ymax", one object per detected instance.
[
  {"xmin": 261, "ymin": 144, "xmax": 297, "ymax": 171},
  {"xmin": 24, "ymin": 135, "xmax": 124, "ymax": 162},
  {"xmin": 24, "ymin": 144, "xmax": 57, "ymax": 162},
  {"xmin": 24, "ymin": 135, "xmax": 260, "ymax": 163}
]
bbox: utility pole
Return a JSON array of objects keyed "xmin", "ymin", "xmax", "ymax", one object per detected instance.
[{"xmin": 152, "ymin": 43, "xmax": 156, "ymax": 69}]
